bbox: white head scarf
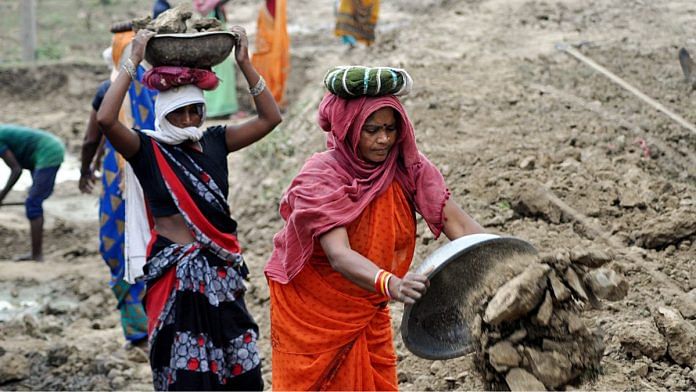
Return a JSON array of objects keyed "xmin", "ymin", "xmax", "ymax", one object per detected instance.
[
  {"xmin": 102, "ymin": 47, "xmax": 113, "ymax": 70},
  {"xmin": 142, "ymin": 85, "xmax": 207, "ymax": 145}
]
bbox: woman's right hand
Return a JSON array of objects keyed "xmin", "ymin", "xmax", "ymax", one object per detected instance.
[
  {"xmin": 130, "ymin": 29, "xmax": 156, "ymax": 64},
  {"xmin": 389, "ymin": 272, "xmax": 430, "ymax": 304}
]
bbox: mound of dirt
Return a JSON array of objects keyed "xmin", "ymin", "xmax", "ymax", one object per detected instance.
[{"xmin": 472, "ymin": 248, "xmax": 623, "ymax": 390}]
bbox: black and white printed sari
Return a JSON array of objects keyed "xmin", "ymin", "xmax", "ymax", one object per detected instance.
[{"xmin": 143, "ymin": 138, "xmax": 262, "ymax": 391}]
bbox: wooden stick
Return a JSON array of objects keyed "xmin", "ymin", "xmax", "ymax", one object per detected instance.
[
  {"xmin": 1, "ymin": 202, "xmax": 24, "ymax": 206},
  {"xmin": 534, "ymin": 182, "xmax": 691, "ymax": 301},
  {"xmin": 20, "ymin": 0, "xmax": 37, "ymax": 61},
  {"xmin": 556, "ymin": 42, "xmax": 696, "ymax": 136},
  {"xmin": 531, "ymin": 83, "xmax": 696, "ymax": 177}
]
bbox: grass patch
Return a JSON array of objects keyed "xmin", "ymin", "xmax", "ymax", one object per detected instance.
[{"xmin": 0, "ymin": 0, "xmax": 151, "ymax": 63}]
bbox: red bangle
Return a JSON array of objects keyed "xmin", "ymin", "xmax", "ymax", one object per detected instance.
[
  {"xmin": 383, "ymin": 273, "xmax": 393, "ymax": 299},
  {"xmin": 374, "ymin": 269, "xmax": 386, "ymax": 294},
  {"xmin": 374, "ymin": 269, "xmax": 393, "ymax": 299}
]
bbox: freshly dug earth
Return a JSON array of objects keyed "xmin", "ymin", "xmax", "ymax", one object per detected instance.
[
  {"xmin": 473, "ymin": 249, "xmax": 619, "ymax": 390},
  {"xmin": 1, "ymin": 0, "xmax": 695, "ymax": 390}
]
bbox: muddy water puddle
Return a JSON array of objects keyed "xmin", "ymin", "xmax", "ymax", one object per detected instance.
[
  {"xmin": 0, "ymin": 280, "xmax": 78, "ymax": 322},
  {"xmin": 0, "ymin": 152, "xmax": 81, "ymax": 191}
]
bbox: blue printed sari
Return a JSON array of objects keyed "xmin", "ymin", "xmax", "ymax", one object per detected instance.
[{"xmin": 99, "ymin": 65, "xmax": 156, "ymax": 343}]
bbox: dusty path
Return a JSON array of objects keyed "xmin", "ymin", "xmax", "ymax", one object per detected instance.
[{"xmin": 1, "ymin": 0, "xmax": 694, "ymax": 390}]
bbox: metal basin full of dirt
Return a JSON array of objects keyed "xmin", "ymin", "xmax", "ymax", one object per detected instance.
[{"xmin": 401, "ymin": 234, "xmax": 538, "ymax": 360}]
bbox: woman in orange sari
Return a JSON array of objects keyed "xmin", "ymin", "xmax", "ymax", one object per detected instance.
[
  {"xmin": 251, "ymin": 0, "xmax": 289, "ymax": 108},
  {"xmin": 265, "ymin": 80, "xmax": 484, "ymax": 390}
]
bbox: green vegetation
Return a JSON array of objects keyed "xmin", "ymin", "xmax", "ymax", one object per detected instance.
[
  {"xmin": 0, "ymin": 0, "xmax": 153, "ymax": 63},
  {"xmin": 36, "ymin": 42, "xmax": 65, "ymax": 60},
  {"xmin": 247, "ymin": 124, "xmax": 296, "ymax": 165}
]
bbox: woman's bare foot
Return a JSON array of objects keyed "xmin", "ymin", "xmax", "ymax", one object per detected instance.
[{"xmin": 13, "ymin": 253, "xmax": 43, "ymax": 262}]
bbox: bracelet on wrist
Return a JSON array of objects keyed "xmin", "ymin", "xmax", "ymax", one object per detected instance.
[
  {"xmin": 249, "ymin": 75, "xmax": 266, "ymax": 96},
  {"xmin": 122, "ymin": 58, "xmax": 137, "ymax": 81},
  {"xmin": 373, "ymin": 269, "xmax": 393, "ymax": 299},
  {"xmin": 383, "ymin": 274, "xmax": 393, "ymax": 299}
]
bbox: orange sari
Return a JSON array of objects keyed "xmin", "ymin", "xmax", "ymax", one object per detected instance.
[
  {"xmin": 251, "ymin": 0, "xmax": 290, "ymax": 108},
  {"xmin": 269, "ymin": 181, "xmax": 416, "ymax": 390}
]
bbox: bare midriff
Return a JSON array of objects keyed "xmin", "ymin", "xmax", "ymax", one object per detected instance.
[{"xmin": 154, "ymin": 213, "xmax": 195, "ymax": 245}]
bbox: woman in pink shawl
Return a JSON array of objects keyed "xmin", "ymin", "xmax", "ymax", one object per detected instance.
[{"xmin": 266, "ymin": 88, "xmax": 484, "ymax": 390}]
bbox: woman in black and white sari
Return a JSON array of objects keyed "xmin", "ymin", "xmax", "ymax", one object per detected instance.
[{"xmin": 97, "ymin": 27, "xmax": 281, "ymax": 391}]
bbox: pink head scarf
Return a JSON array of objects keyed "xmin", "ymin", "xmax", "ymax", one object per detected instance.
[
  {"xmin": 264, "ymin": 93, "xmax": 450, "ymax": 283},
  {"xmin": 142, "ymin": 66, "xmax": 219, "ymax": 91},
  {"xmin": 193, "ymin": 0, "xmax": 221, "ymax": 15}
]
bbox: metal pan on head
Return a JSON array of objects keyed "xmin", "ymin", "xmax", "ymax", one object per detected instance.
[
  {"xmin": 145, "ymin": 31, "xmax": 237, "ymax": 68},
  {"xmin": 400, "ymin": 234, "xmax": 538, "ymax": 360}
]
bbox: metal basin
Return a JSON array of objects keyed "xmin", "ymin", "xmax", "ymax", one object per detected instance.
[
  {"xmin": 400, "ymin": 234, "xmax": 538, "ymax": 360},
  {"xmin": 145, "ymin": 31, "xmax": 236, "ymax": 68}
]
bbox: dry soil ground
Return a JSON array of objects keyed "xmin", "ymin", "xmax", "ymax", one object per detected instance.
[{"xmin": 0, "ymin": 0, "xmax": 695, "ymax": 390}]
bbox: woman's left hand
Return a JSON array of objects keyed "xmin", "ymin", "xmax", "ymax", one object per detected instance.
[
  {"xmin": 130, "ymin": 29, "xmax": 156, "ymax": 65},
  {"xmin": 230, "ymin": 26, "xmax": 250, "ymax": 64}
]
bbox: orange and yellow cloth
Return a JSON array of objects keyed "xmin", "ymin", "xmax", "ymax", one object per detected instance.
[
  {"xmin": 269, "ymin": 180, "xmax": 416, "ymax": 390},
  {"xmin": 252, "ymin": 0, "xmax": 290, "ymax": 107},
  {"xmin": 335, "ymin": 0, "xmax": 380, "ymax": 46}
]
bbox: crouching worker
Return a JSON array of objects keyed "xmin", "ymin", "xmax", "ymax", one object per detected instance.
[{"xmin": 0, "ymin": 124, "xmax": 65, "ymax": 262}]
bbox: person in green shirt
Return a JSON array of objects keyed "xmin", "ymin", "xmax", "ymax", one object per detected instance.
[{"xmin": 0, "ymin": 124, "xmax": 65, "ymax": 261}]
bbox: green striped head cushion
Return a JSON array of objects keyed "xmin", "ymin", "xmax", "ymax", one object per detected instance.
[{"xmin": 323, "ymin": 66, "xmax": 413, "ymax": 99}]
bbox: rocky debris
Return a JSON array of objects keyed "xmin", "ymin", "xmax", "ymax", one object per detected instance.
[
  {"xmin": 0, "ymin": 353, "xmax": 30, "ymax": 384},
  {"xmin": 22, "ymin": 314, "xmax": 43, "ymax": 339},
  {"xmin": 130, "ymin": 16, "xmax": 152, "ymax": 32},
  {"xmin": 507, "ymin": 328, "xmax": 528, "ymax": 343},
  {"xmin": 632, "ymin": 208, "xmax": 696, "ymax": 249},
  {"xmin": 679, "ymin": 289, "xmax": 696, "ymax": 319},
  {"xmin": 444, "ymin": 376, "xmax": 457, "ymax": 390},
  {"xmin": 653, "ymin": 307, "xmax": 696, "ymax": 367},
  {"xmin": 564, "ymin": 267, "xmax": 589, "ymax": 301},
  {"xmin": 133, "ymin": 3, "xmax": 224, "ymax": 34},
  {"xmin": 618, "ymin": 188, "xmax": 647, "ymax": 208},
  {"xmin": 569, "ymin": 247, "xmax": 612, "ymax": 268},
  {"xmin": 630, "ymin": 359, "xmax": 650, "ymax": 377},
  {"xmin": 511, "ymin": 181, "xmax": 565, "ymax": 224},
  {"xmin": 488, "ymin": 341, "xmax": 521, "ymax": 372},
  {"xmin": 519, "ymin": 156, "xmax": 536, "ymax": 170},
  {"xmin": 534, "ymin": 291, "xmax": 553, "ymax": 326},
  {"xmin": 548, "ymin": 271, "xmax": 571, "ymax": 302},
  {"xmin": 414, "ymin": 374, "xmax": 433, "ymax": 391},
  {"xmin": 148, "ymin": 3, "xmax": 192, "ymax": 33},
  {"xmin": 188, "ymin": 18, "xmax": 225, "ymax": 32},
  {"xmin": 46, "ymin": 343, "xmax": 76, "ymax": 367},
  {"xmin": 583, "ymin": 268, "xmax": 628, "ymax": 301},
  {"xmin": 505, "ymin": 368, "xmax": 547, "ymax": 391},
  {"xmin": 524, "ymin": 348, "xmax": 573, "ymax": 388},
  {"xmin": 126, "ymin": 347, "xmax": 149, "ymax": 364},
  {"xmin": 429, "ymin": 360, "xmax": 444, "ymax": 376},
  {"xmin": 483, "ymin": 263, "xmax": 550, "ymax": 325},
  {"xmin": 617, "ymin": 319, "xmax": 668, "ymax": 360},
  {"xmin": 474, "ymin": 250, "xmax": 610, "ymax": 390}
]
